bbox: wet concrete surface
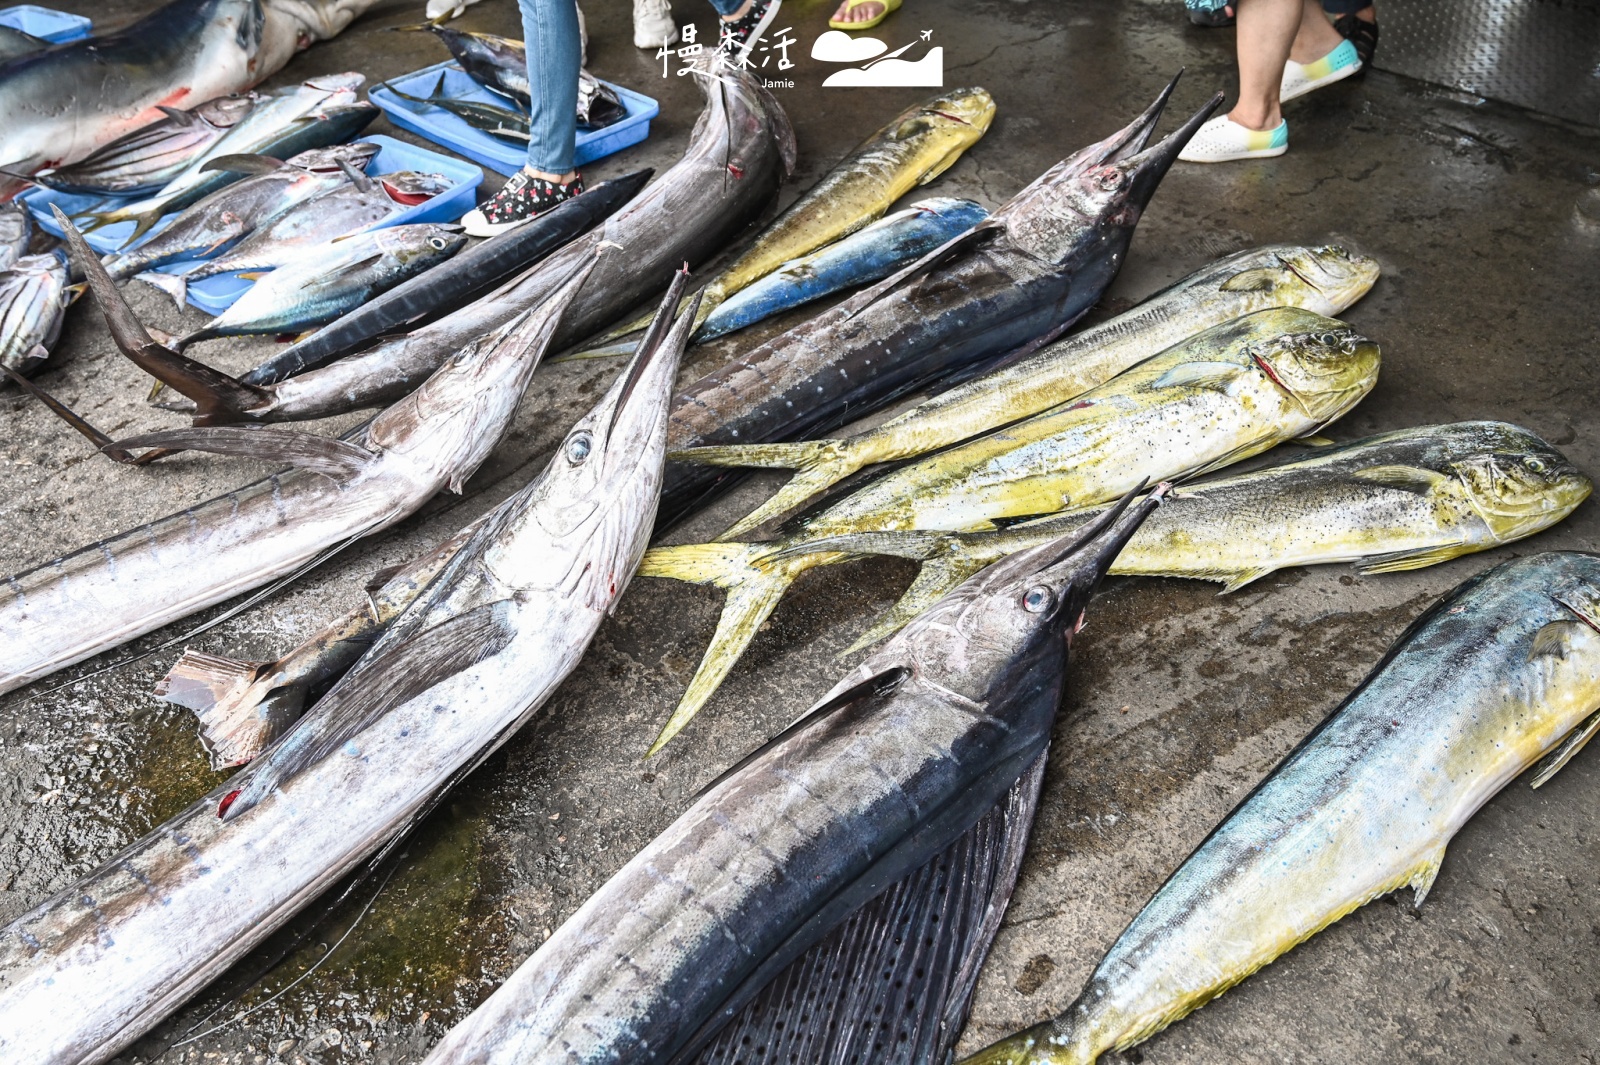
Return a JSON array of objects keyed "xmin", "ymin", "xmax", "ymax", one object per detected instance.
[{"xmin": 2, "ymin": 0, "xmax": 1599, "ymax": 1062}]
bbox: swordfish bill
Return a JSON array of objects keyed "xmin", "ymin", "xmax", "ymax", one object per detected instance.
[
  {"xmin": 0, "ymin": 215, "xmax": 599, "ymax": 698},
  {"xmin": 655, "ymin": 77, "xmax": 1223, "ymax": 529},
  {"xmin": 0, "ymin": 270, "xmax": 698, "ymax": 1065},
  {"xmin": 420, "ymin": 487, "xmax": 1163, "ymax": 1065},
  {"xmin": 144, "ymin": 57, "xmax": 794, "ymax": 425}
]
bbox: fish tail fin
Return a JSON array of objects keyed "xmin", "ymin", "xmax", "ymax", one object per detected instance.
[
  {"xmin": 135, "ymin": 269, "xmax": 188, "ymax": 311},
  {"xmin": 638, "ymin": 543, "xmax": 826, "ymax": 754},
  {"xmin": 1, "ymin": 366, "xmax": 142, "ymax": 464},
  {"xmin": 843, "ymin": 554, "xmax": 989, "ymax": 656},
  {"xmin": 669, "ymin": 439, "xmax": 864, "ymax": 540},
  {"xmin": 155, "ymin": 650, "xmax": 302, "ymax": 769},
  {"xmin": 52, "ymin": 207, "xmax": 267, "ymax": 424}
]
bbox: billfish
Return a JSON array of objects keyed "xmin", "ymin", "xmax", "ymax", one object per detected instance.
[
  {"xmin": 0, "ymin": 24, "xmax": 48, "ymax": 63},
  {"xmin": 0, "ymin": 270, "xmax": 694, "ymax": 1065},
  {"xmin": 638, "ymin": 308, "xmax": 1381, "ymax": 750},
  {"xmin": 961, "ymin": 550, "xmax": 1600, "ymax": 1065},
  {"xmin": 680, "ymin": 243, "xmax": 1380, "ymax": 537},
  {"xmin": 801, "ymin": 421, "xmax": 1592, "ymax": 649},
  {"xmin": 696, "ymin": 196, "xmax": 990, "ymax": 341},
  {"xmin": 419, "ymin": 488, "xmax": 1161, "ymax": 1065}
]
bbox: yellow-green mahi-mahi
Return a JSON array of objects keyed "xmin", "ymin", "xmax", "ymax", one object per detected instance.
[
  {"xmin": 639, "ymin": 307, "xmax": 1382, "ymax": 751},
  {"xmin": 680, "ymin": 243, "xmax": 1380, "ymax": 538},
  {"xmin": 961, "ymin": 550, "xmax": 1600, "ymax": 1065},
  {"xmin": 795, "ymin": 421, "xmax": 1592, "ymax": 650}
]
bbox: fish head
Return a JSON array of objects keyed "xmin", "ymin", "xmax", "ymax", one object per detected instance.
[
  {"xmin": 1451, "ymin": 442, "xmax": 1593, "ymax": 543},
  {"xmin": 998, "ymin": 89, "xmax": 1222, "ymax": 266},
  {"xmin": 303, "ymin": 72, "xmax": 367, "ymax": 103},
  {"xmin": 914, "ymin": 86, "xmax": 997, "ymax": 136},
  {"xmin": 1549, "ymin": 560, "xmax": 1600, "ymax": 635},
  {"xmin": 388, "ymin": 226, "xmax": 468, "ymax": 270},
  {"xmin": 288, "ymin": 140, "xmax": 382, "ymax": 172},
  {"xmin": 193, "ymin": 93, "xmax": 258, "ymax": 129},
  {"xmin": 899, "ymin": 487, "xmax": 1162, "ymax": 703},
  {"xmin": 1247, "ymin": 312, "xmax": 1381, "ymax": 425},
  {"xmin": 1253, "ymin": 243, "xmax": 1382, "ymax": 315},
  {"xmin": 381, "ymin": 170, "xmax": 453, "ymax": 205}
]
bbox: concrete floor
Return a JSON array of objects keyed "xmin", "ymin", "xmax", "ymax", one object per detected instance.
[{"xmin": 2, "ymin": 0, "xmax": 1599, "ymax": 1062}]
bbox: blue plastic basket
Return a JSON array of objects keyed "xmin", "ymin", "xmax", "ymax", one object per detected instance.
[
  {"xmin": 371, "ymin": 61, "xmax": 659, "ymax": 177},
  {"xmin": 0, "ymin": 4, "xmax": 91, "ymax": 42},
  {"xmin": 23, "ymin": 136, "xmax": 482, "ymax": 314}
]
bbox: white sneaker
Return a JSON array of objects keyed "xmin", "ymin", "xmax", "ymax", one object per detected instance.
[
  {"xmin": 634, "ymin": 0, "xmax": 679, "ymax": 49},
  {"xmin": 1178, "ymin": 114, "xmax": 1288, "ymax": 163},
  {"xmin": 1281, "ymin": 38, "xmax": 1362, "ymax": 101}
]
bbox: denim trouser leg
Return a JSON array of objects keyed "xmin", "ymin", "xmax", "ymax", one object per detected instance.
[
  {"xmin": 1321, "ymin": 0, "xmax": 1371, "ymax": 13},
  {"xmin": 707, "ymin": 0, "xmax": 742, "ymax": 16},
  {"xmin": 517, "ymin": 0, "xmax": 580, "ymax": 174}
]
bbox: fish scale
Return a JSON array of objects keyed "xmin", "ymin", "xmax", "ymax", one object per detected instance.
[{"xmin": 0, "ymin": 251, "xmax": 69, "ymax": 377}]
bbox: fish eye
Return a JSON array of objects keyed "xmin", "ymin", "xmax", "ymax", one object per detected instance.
[
  {"xmin": 430, "ymin": 237, "xmax": 447, "ymax": 249},
  {"xmin": 564, "ymin": 431, "xmax": 592, "ymax": 464},
  {"xmin": 1023, "ymin": 586, "xmax": 1053, "ymax": 614},
  {"xmin": 1525, "ymin": 457, "xmax": 1547, "ymax": 474}
]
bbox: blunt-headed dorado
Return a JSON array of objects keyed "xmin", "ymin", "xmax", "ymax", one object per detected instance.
[
  {"xmin": 680, "ymin": 243, "xmax": 1381, "ymax": 537},
  {"xmin": 962, "ymin": 550, "xmax": 1600, "ymax": 1065},
  {"xmin": 597, "ymin": 86, "xmax": 995, "ymax": 344},
  {"xmin": 639, "ymin": 307, "xmax": 1381, "ymax": 751},
  {"xmin": 0, "ymin": 273, "xmax": 695, "ymax": 1065},
  {"xmin": 800, "ymin": 421, "xmax": 1592, "ymax": 648}
]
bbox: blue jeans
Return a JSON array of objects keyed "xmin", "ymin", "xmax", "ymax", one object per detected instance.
[
  {"xmin": 517, "ymin": 0, "xmax": 581, "ymax": 173},
  {"xmin": 519, "ymin": 0, "xmax": 746, "ymax": 173}
]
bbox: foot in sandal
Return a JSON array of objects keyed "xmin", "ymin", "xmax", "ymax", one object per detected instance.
[
  {"xmin": 829, "ymin": 0, "xmax": 901, "ymax": 31},
  {"xmin": 1177, "ymin": 115, "xmax": 1288, "ymax": 163}
]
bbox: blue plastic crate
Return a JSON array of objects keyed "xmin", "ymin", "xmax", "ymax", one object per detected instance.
[
  {"xmin": 23, "ymin": 136, "xmax": 481, "ymax": 314},
  {"xmin": 0, "ymin": 4, "xmax": 91, "ymax": 42},
  {"xmin": 371, "ymin": 61, "xmax": 658, "ymax": 177}
]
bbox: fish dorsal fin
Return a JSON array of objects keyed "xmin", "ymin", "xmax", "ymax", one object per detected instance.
[
  {"xmin": 1357, "ymin": 543, "xmax": 1468, "ymax": 575},
  {"xmin": 1530, "ymin": 705, "xmax": 1600, "ymax": 789},
  {"xmin": 200, "ymin": 153, "xmax": 288, "ymax": 176},
  {"xmin": 338, "ymin": 156, "xmax": 375, "ymax": 194},
  {"xmin": 691, "ymin": 666, "xmax": 909, "ymax": 803},
  {"xmin": 1219, "ymin": 266, "xmax": 1285, "ymax": 292},
  {"xmin": 843, "ymin": 225, "xmax": 998, "ymax": 319},
  {"xmin": 1407, "ymin": 843, "xmax": 1448, "ymax": 909},
  {"xmin": 107, "ymin": 426, "xmax": 377, "ymax": 480},
  {"xmin": 687, "ymin": 752, "xmax": 1046, "ymax": 1065},
  {"xmin": 1152, "ymin": 360, "xmax": 1245, "ymax": 392},
  {"xmin": 306, "ymin": 253, "xmax": 384, "ymax": 288},
  {"xmin": 1353, "ymin": 465, "xmax": 1451, "ymax": 494},
  {"xmin": 222, "ymin": 600, "xmax": 517, "ymax": 820}
]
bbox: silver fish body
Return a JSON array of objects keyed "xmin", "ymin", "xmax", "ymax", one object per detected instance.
[
  {"xmin": 963, "ymin": 551, "xmax": 1600, "ymax": 1065},
  {"xmin": 0, "ymin": 250, "xmax": 68, "ymax": 377},
  {"xmin": 177, "ymin": 223, "xmax": 466, "ymax": 346},
  {"xmin": 0, "ymin": 222, "xmax": 590, "ymax": 697},
  {"xmin": 21, "ymin": 94, "xmax": 258, "ymax": 197},
  {"xmin": 0, "ymin": 267, "xmax": 691, "ymax": 1065},
  {"xmin": 421, "ymin": 489, "xmax": 1159, "ymax": 1065},
  {"xmin": 100, "ymin": 142, "xmax": 381, "ymax": 282},
  {"xmin": 0, "ymin": 25, "xmax": 48, "ymax": 64},
  {"xmin": 0, "ymin": 202, "xmax": 30, "ymax": 271}
]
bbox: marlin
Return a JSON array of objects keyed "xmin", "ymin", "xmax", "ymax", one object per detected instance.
[{"xmin": 0, "ymin": 269, "xmax": 695, "ymax": 1065}]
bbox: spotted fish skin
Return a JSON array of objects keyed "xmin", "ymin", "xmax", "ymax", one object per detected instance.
[{"xmin": 962, "ymin": 551, "xmax": 1600, "ymax": 1065}]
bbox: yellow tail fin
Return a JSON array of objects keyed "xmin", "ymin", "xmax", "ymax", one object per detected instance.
[{"xmin": 669, "ymin": 438, "xmax": 870, "ymax": 540}]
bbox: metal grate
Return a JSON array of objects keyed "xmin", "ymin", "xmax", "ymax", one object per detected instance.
[{"xmin": 1373, "ymin": 0, "xmax": 1600, "ymax": 126}]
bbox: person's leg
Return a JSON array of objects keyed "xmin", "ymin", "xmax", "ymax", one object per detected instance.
[
  {"xmin": 464, "ymin": 0, "xmax": 583, "ymax": 236},
  {"xmin": 1231, "ymin": 0, "xmax": 1304, "ymax": 131},
  {"xmin": 714, "ymin": 0, "xmax": 782, "ymax": 65},
  {"xmin": 831, "ymin": 0, "xmax": 884, "ymax": 24},
  {"xmin": 1323, "ymin": 0, "xmax": 1378, "ymax": 65}
]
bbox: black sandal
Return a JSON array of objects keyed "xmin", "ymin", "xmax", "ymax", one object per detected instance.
[
  {"xmin": 1332, "ymin": 13, "xmax": 1379, "ymax": 67},
  {"xmin": 463, "ymin": 170, "xmax": 584, "ymax": 238}
]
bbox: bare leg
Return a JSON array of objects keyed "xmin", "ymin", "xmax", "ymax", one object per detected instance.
[{"xmin": 1231, "ymin": 0, "xmax": 1342, "ymax": 130}]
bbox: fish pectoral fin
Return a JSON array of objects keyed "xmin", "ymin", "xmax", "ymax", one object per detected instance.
[
  {"xmin": 222, "ymin": 600, "xmax": 518, "ymax": 820},
  {"xmin": 106, "ymin": 426, "xmax": 377, "ymax": 480},
  {"xmin": 680, "ymin": 749, "xmax": 1050, "ymax": 1065},
  {"xmin": 155, "ymin": 649, "xmax": 289, "ymax": 770},
  {"xmin": 1529, "ymin": 705, "xmax": 1600, "ymax": 789},
  {"xmin": 1152, "ymin": 360, "xmax": 1246, "ymax": 392},
  {"xmin": 1528, "ymin": 619, "xmax": 1586, "ymax": 662},
  {"xmin": 200, "ymin": 153, "xmax": 289, "ymax": 176},
  {"xmin": 1357, "ymin": 544, "xmax": 1468, "ymax": 575},
  {"xmin": 1219, "ymin": 266, "xmax": 1287, "ymax": 292},
  {"xmin": 1294, "ymin": 434, "xmax": 1336, "ymax": 447},
  {"xmin": 306, "ymin": 254, "xmax": 384, "ymax": 288},
  {"xmin": 135, "ymin": 269, "xmax": 189, "ymax": 311},
  {"xmin": 692, "ymin": 665, "xmax": 909, "ymax": 802},
  {"xmin": 1407, "ymin": 844, "xmax": 1448, "ymax": 909},
  {"xmin": 1352, "ymin": 464, "xmax": 1451, "ymax": 494}
]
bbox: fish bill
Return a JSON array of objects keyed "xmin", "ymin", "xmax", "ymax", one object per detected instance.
[{"xmin": 960, "ymin": 550, "xmax": 1600, "ymax": 1065}]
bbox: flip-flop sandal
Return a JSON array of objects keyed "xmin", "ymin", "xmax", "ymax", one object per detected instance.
[
  {"xmin": 828, "ymin": 0, "xmax": 901, "ymax": 31},
  {"xmin": 1178, "ymin": 115, "xmax": 1288, "ymax": 163},
  {"xmin": 1281, "ymin": 38, "xmax": 1363, "ymax": 101}
]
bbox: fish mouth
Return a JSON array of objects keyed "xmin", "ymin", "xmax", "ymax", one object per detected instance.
[
  {"xmin": 1115, "ymin": 89, "xmax": 1226, "ymax": 206},
  {"xmin": 980, "ymin": 483, "xmax": 1167, "ymax": 604},
  {"xmin": 922, "ymin": 109, "xmax": 974, "ymax": 125},
  {"xmin": 1086, "ymin": 70, "xmax": 1183, "ymax": 168},
  {"xmin": 608, "ymin": 267, "xmax": 699, "ymax": 436}
]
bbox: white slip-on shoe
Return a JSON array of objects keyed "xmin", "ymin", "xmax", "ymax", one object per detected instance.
[
  {"xmin": 1178, "ymin": 115, "xmax": 1288, "ymax": 163},
  {"xmin": 1281, "ymin": 38, "xmax": 1362, "ymax": 101},
  {"xmin": 633, "ymin": 0, "xmax": 679, "ymax": 49}
]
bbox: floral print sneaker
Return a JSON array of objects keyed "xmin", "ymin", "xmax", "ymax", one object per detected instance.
[
  {"xmin": 462, "ymin": 170, "xmax": 584, "ymax": 238},
  {"xmin": 717, "ymin": 0, "xmax": 782, "ymax": 68}
]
